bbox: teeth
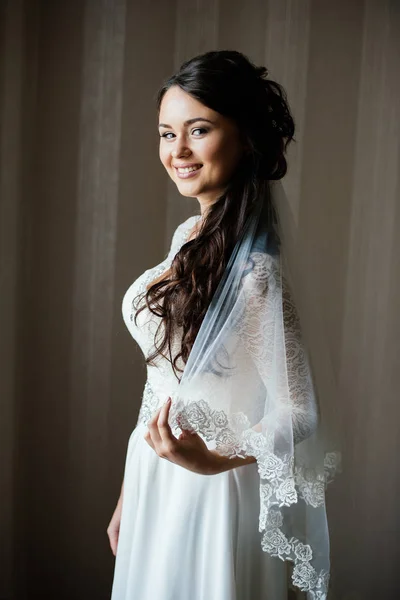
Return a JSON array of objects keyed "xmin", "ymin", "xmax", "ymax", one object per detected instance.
[{"xmin": 177, "ymin": 165, "xmax": 201, "ymax": 173}]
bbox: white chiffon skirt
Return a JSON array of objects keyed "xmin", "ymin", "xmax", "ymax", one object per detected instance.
[{"xmin": 110, "ymin": 422, "xmax": 287, "ymax": 600}]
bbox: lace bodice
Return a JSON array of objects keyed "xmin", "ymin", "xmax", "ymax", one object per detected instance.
[
  {"xmin": 122, "ymin": 215, "xmax": 318, "ymax": 442},
  {"xmin": 122, "ymin": 215, "xmax": 202, "ymax": 424}
]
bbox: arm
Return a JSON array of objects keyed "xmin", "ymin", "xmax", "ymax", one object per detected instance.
[
  {"xmin": 238, "ymin": 252, "xmax": 318, "ymax": 445},
  {"xmin": 143, "ymin": 252, "xmax": 317, "ymax": 474},
  {"xmin": 107, "ymin": 479, "xmax": 124, "ymax": 556}
]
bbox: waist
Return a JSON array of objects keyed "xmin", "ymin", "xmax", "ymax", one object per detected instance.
[{"xmin": 137, "ymin": 379, "xmax": 170, "ymax": 427}]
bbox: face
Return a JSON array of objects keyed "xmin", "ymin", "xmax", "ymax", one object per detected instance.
[{"xmin": 158, "ymin": 86, "xmax": 245, "ymax": 215}]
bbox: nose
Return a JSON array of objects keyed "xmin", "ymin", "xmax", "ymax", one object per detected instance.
[{"xmin": 171, "ymin": 138, "xmax": 191, "ymax": 159}]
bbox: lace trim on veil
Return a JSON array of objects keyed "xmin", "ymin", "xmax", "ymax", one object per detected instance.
[
  {"xmin": 137, "ymin": 379, "xmax": 340, "ymax": 599},
  {"xmin": 134, "ymin": 221, "xmax": 341, "ymax": 599}
]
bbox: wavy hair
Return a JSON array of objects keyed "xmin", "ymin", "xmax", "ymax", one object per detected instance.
[{"xmin": 133, "ymin": 50, "xmax": 295, "ymax": 380}]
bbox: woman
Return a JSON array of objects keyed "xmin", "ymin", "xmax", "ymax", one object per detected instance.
[{"xmin": 108, "ymin": 50, "xmax": 338, "ymax": 600}]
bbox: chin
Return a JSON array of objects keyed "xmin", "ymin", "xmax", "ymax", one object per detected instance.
[
  {"xmin": 177, "ymin": 189, "xmax": 200, "ymax": 199},
  {"xmin": 175, "ymin": 183, "xmax": 203, "ymax": 197}
]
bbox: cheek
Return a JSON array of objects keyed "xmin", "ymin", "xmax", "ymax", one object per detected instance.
[
  {"xmin": 208, "ymin": 141, "xmax": 242, "ymax": 178},
  {"xmin": 159, "ymin": 145, "xmax": 170, "ymax": 169}
]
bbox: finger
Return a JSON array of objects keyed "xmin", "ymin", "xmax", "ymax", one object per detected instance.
[
  {"xmin": 178, "ymin": 430, "xmax": 196, "ymax": 442},
  {"xmin": 143, "ymin": 427, "xmax": 156, "ymax": 451},
  {"xmin": 180, "ymin": 424, "xmax": 196, "ymax": 435},
  {"xmin": 157, "ymin": 398, "xmax": 177, "ymax": 447},
  {"xmin": 147, "ymin": 406, "xmax": 163, "ymax": 446},
  {"xmin": 155, "ymin": 399, "xmax": 179, "ymax": 459},
  {"xmin": 148, "ymin": 404, "xmax": 163, "ymax": 424}
]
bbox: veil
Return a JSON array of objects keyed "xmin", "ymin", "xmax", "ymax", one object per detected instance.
[{"xmin": 168, "ymin": 180, "xmax": 342, "ymax": 599}]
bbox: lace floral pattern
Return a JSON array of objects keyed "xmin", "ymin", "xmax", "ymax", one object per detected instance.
[
  {"xmin": 235, "ymin": 252, "xmax": 320, "ymax": 446},
  {"xmin": 136, "ymin": 380, "xmax": 160, "ymax": 427},
  {"xmin": 129, "ymin": 215, "xmax": 201, "ymax": 318},
  {"xmin": 168, "ymin": 251, "xmax": 339, "ymax": 598},
  {"xmin": 165, "ymin": 385, "xmax": 340, "ymax": 599},
  {"xmin": 133, "ymin": 220, "xmax": 341, "ymax": 599}
]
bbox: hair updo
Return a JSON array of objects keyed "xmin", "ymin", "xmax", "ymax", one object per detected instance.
[
  {"xmin": 134, "ymin": 50, "xmax": 295, "ymax": 379},
  {"xmin": 157, "ymin": 51, "xmax": 295, "ymax": 179}
]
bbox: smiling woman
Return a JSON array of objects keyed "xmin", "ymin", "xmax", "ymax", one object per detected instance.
[
  {"xmin": 108, "ymin": 50, "xmax": 338, "ymax": 600},
  {"xmin": 158, "ymin": 91, "xmax": 246, "ymax": 215}
]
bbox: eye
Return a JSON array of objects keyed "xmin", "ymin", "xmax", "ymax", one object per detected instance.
[
  {"xmin": 159, "ymin": 127, "xmax": 208, "ymax": 140},
  {"xmin": 160, "ymin": 132, "xmax": 175, "ymax": 140},
  {"xmin": 192, "ymin": 128, "xmax": 208, "ymax": 136}
]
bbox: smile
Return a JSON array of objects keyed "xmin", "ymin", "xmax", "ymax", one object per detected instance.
[{"xmin": 174, "ymin": 165, "xmax": 203, "ymax": 179}]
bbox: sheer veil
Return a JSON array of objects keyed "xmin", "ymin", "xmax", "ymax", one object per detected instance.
[{"xmin": 168, "ymin": 180, "xmax": 342, "ymax": 599}]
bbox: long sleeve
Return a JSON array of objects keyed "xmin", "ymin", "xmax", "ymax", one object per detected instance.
[{"xmin": 236, "ymin": 251, "xmax": 319, "ymax": 445}]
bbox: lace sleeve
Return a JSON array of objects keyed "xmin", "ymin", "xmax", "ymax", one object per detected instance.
[{"xmin": 238, "ymin": 252, "xmax": 319, "ymax": 445}]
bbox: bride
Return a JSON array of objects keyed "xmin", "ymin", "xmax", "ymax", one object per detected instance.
[{"xmin": 107, "ymin": 50, "xmax": 339, "ymax": 600}]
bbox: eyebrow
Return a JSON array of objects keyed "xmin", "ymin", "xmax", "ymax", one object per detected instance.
[{"xmin": 158, "ymin": 117, "xmax": 214, "ymax": 129}]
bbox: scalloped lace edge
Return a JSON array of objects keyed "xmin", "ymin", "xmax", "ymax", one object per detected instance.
[{"xmin": 138, "ymin": 382, "xmax": 341, "ymax": 599}]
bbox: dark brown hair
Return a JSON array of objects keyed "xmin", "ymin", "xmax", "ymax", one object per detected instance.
[{"xmin": 133, "ymin": 50, "xmax": 295, "ymax": 380}]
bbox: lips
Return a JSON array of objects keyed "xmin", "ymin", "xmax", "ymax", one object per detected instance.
[
  {"xmin": 174, "ymin": 164, "xmax": 203, "ymax": 173},
  {"xmin": 173, "ymin": 163, "xmax": 203, "ymax": 169},
  {"xmin": 174, "ymin": 164, "xmax": 203, "ymax": 179}
]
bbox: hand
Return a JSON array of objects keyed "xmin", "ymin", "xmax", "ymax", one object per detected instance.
[
  {"xmin": 143, "ymin": 398, "xmax": 228, "ymax": 476},
  {"xmin": 144, "ymin": 398, "xmax": 257, "ymax": 474},
  {"xmin": 107, "ymin": 495, "xmax": 123, "ymax": 556}
]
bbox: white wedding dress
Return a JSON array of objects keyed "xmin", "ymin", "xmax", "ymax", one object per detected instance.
[{"xmin": 110, "ymin": 215, "xmax": 287, "ymax": 600}]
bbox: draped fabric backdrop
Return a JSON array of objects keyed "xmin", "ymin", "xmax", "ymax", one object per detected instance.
[{"xmin": 1, "ymin": 1, "xmax": 399, "ymax": 599}]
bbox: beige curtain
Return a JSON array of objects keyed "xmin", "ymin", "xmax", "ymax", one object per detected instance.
[{"xmin": 1, "ymin": 1, "xmax": 399, "ymax": 598}]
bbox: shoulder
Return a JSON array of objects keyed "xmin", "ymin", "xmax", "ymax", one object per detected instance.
[
  {"xmin": 242, "ymin": 251, "xmax": 280, "ymax": 282},
  {"xmin": 171, "ymin": 214, "xmax": 201, "ymax": 241},
  {"xmin": 169, "ymin": 214, "xmax": 202, "ymax": 254},
  {"xmin": 176, "ymin": 213, "xmax": 201, "ymax": 232},
  {"xmin": 247, "ymin": 251, "xmax": 280, "ymax": 274}
]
